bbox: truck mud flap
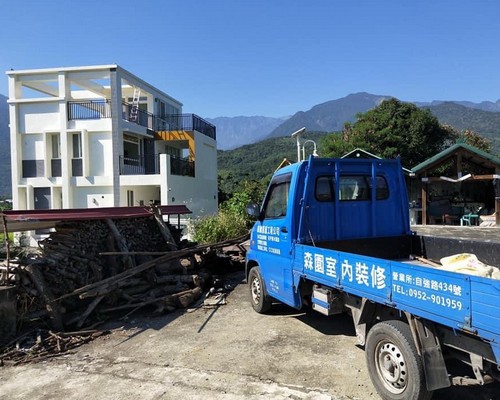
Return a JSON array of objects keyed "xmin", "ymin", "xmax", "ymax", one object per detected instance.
[{"xmin": 410, "ymin": 316, "xmax": 451, "ymax": 391}]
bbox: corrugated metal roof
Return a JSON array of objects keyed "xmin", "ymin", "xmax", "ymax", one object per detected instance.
[{"xmin": 0, "ymin": 205, "xmax": 191, "ymax": 232}]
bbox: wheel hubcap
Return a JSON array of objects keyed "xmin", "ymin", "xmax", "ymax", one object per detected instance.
[
  {"xmin": 375, "ymin": 341, "xmax": 408, "ymax": 394},
  {"xmin": 251, "ymin": 276, "xmax": 261, "ymax": 304}
]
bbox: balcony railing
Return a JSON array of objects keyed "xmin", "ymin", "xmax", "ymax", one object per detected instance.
[
  {"xmin": 67, "ymin": 100, "xmax": 216, "ymax": 141},
  {"xmin": 119, "ymin": 155, "xmax": 160, "ymax": 175},
  {"xmin": 170, "ymin": 156, "xmax": 195, "ymax": 177},
  {"xmin": 68, "ymin": 100, "xmax": 111, "ymax": 120},
  {"xmin": 122, "ymin": 102, "xmax": 155, "ymax": 131},
  {"xmin": 119, "ymin": 154, "xmax": 194, "ymax": 177},
  {"xmin": 155, "ymin": 114, "xmax": 216, "ymax": 140}
]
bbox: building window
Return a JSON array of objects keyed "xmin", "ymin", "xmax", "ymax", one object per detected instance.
[
  {"xmin": 51, "ymin": 134, "xmax": 60, "ymax": 158},
  {"xmin": 22, "ymin": 160, "xmax": 44, "ymax": 178},
  {"xmin": 72, "ymin": 133, "xmax": 83, "ymax": 177},
  {"xmin": 72, "ymin": 133, "xmax": 82, "ymax": 158},
  {"xmin": 165, "ymin": 145, "xmax": 181, "ymax": 158},
  {"xmin": 51, "ymin": 134, "xmax": 61, "ymax": 177}
]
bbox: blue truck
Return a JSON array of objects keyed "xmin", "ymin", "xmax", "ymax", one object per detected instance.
[{"xmin": 245, "ymin": 155, "xmax": 500, "ymax": 400}]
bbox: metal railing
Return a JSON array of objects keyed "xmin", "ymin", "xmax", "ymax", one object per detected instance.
[
  {"xmin": 119, "ymin": 154, "xmax": 195, "ymax": 177},
  {"xmin": 170, "ymin": 155, "xmax": 195, "ymax": 177},
  {"xmin": 155, "ymin": 114, "xmax": 216, "ymax": 140},
  {"xmin": 67, "ymin": 100, "xmax": 216, "ymax": 140},
  {"xmin": 119, "ymin": 155, "xmax": 160, "ymax": 175},
  {"xmin": 68, "ymin": 100, "xmax": 111, "ymax": 120},
  {"xmin": 122, "ymin": 102, "xmax": 155, "ymax": 131}
]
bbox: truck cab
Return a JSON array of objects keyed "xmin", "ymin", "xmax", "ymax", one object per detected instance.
[{"xmin": 246, "ymin": 156, "xmax": 412, "ymax": 310}]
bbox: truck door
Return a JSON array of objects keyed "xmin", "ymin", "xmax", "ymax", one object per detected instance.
[{"xmin": 254, "ymin": 172, "xmax": 298, "ymax": 306}]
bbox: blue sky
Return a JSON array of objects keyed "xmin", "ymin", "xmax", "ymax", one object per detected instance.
[{"xmin": 1, "ymin": 1, "xmax": 499, "ymax": 118}]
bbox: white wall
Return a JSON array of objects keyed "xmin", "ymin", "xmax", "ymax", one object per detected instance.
[
  {"xmin": 167, "ymin": 174, "xmax": 218, "ymax": 217},
  {"xmin": 72, "ymin": 119, "xmax": 112, "ymax": 132},
  {"xmin": 72, "ymin": 186, "xmax": 113, "ymax": 208},
  {"xmin": 194, "ymin": 131, "xmax": 217, "ymax": 181},
  {"xmin": 22, "ymin": 134, "xmax": 44, "ymax": 159},
  {"xmin": 88, "ymin": 132, "xmax": 112, "ymax": 176},
  {"xmin": 19, "ymin": 103, "xmax": 60, "ymax": 133}
]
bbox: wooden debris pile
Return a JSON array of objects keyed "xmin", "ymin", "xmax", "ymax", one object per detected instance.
[
  {"xmin": 4, "ymin": 209, "xmax": 248, "ymax": 335},
  {"xmin": 0, "ymin": 329, "xmax": 106, "ymax": 366}
]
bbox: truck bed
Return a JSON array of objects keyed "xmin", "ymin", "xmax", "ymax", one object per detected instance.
[
  {"xmin": 317, "ymin": 233, "xmax": 500, "ymax": 266},
  {"xmin": 294, "ymin": 240, "xmax": 500, "ymax": 363}
]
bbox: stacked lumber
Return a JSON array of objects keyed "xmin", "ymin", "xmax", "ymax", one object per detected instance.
[{"xmin": 7, "ymin": 212, "xmax": 246, "ymax": 332}]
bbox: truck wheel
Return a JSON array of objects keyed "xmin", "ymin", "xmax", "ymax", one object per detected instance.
[
  {"xmin": 248, "ymin": 267, "xmax": 272, "ymax": 313},
  {"xmin": 365, "ymin": 320, "xmax": 432, "ymax": 400}
]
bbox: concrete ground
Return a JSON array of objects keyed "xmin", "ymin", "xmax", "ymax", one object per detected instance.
[{"xmin": 1, "ymin": 268, "xmax": 499, "ymax": 400}]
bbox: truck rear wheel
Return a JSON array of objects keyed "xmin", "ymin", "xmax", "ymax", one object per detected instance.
[
  {"xmin": 365, "ymin": 320, "xmax": 432, "ymax": 400},
  {"xmin": 248, "ymin": 267, "xmax": 272, "ymax": 313}
]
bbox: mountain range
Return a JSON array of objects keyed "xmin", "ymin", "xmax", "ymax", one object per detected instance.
[
  {"xmin": 206, "ymin": 115, "xmax": 287, "ymax": 150},
  {"xmin": 1, "ymin": 92, "xmax": 499, "ymax": 197},
  {"xmin": 213, "ymin": 93, "xmax": 500, "ymax": 154}
]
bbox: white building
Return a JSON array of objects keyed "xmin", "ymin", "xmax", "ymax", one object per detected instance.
[{"xmin": 6, "ymin": 64, "xmax": 217, "ymax": 224}]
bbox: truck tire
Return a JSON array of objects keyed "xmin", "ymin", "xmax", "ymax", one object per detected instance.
[
  {"xmin": 365, "ymin": 320, "xmax": 432, "ymax": 400},
  {"xmin": 248, "ymin": 267, "xmax": 272, "ymax": 313}
]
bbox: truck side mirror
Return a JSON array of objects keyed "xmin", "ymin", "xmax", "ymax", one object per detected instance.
[{"xmin": 246, "ymin": 202, "xmax": 262, "ymax": 219}]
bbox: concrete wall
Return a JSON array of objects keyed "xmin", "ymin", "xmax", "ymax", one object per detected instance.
[
  {"xmin": 19, "ymin": 103, "xmax": 60, "ymax": 133},
  {"xmin": 21, "ymin": 133, "xmax": 44, "ymax": 159},
  {"xmin": 88, "ymin": 132, "xmax": 112, "ymax": 177},
  {"xmin": 73, "ymin": 186, "xmax": 114, "ymax": 208}
]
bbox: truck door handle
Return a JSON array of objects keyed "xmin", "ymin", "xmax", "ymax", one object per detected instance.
[{"xmin": 281, "ymin": 227, "xmax": 288, "ymax": 233}]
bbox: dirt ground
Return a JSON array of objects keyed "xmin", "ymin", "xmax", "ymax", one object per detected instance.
[{"xmin": 1, "ymin": 269, "xmax": 499, "ymax": 400}]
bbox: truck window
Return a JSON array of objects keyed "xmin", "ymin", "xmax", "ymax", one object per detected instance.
[
  {"xmin": 374, "ymin": 176, "xmax": 389, "ymax": 200},
  {"xmin": 263, "ymin": 175, "xmax": 291, "ymax": 219},
  {"xmin": 315, "ymin": 176, "xmax": 334, "ymax": 202},
  {"xmin": 339, "ymin": 175, "xmax": 389, "ymax": 201}
]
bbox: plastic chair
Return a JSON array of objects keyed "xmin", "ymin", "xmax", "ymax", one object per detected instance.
[{"xmin": 460, "ymin": 212, "xmax": 478, "ymax": 226}]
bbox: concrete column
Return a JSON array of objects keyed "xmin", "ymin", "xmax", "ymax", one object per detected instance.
[
  {"xmin": 160, "ymin": 153, "xmax": 170, "ymax": 205},
  {"xmin": 110, "ymin": 68, "xmax": 123, "ymax": 207},
  {"xmin": 8, "ymin": 75, "xmax": 20, "ymax": 209},
  {"xmin": 59, "ymin": 71, "xmax": 72, "ymax": 208}
]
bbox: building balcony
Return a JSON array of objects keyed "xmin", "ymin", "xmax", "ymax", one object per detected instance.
[
  {"xmin": 67, "ymin": 100, "xmax": 216, "ymax": 140},
  {"xmin": 119, "ymin": 154, "xmax": 194, "ymax": 177}
]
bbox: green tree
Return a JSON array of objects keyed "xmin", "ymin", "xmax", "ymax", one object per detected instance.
[
  {"xmin": 320, "ymin": 98, "xmax": 456, "ymax": 168},
  {"xmin": 458, "ymin": 128, "xmax": 492, "ymax": 152},
  {"xmin": 222, "ymin": 180, "xmax": 266, "ymax": 218}
]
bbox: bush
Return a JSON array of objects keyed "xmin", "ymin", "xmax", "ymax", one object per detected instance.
[
  {"xmin": 191, "ymin": 180, "xmax": 265, "ymax": 244},
  {"xmin": 191, "ymin": 208, "xmax": 248, "ymax": 244}
]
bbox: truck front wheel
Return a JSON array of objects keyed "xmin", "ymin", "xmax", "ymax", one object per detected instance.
[
  {"xmin": 248, "ymin": 267, "xmax": 272, "ymax": 313},
  {"xmin": 365, "ymin": 320, "xmax": 432, "ymax": 400}
]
